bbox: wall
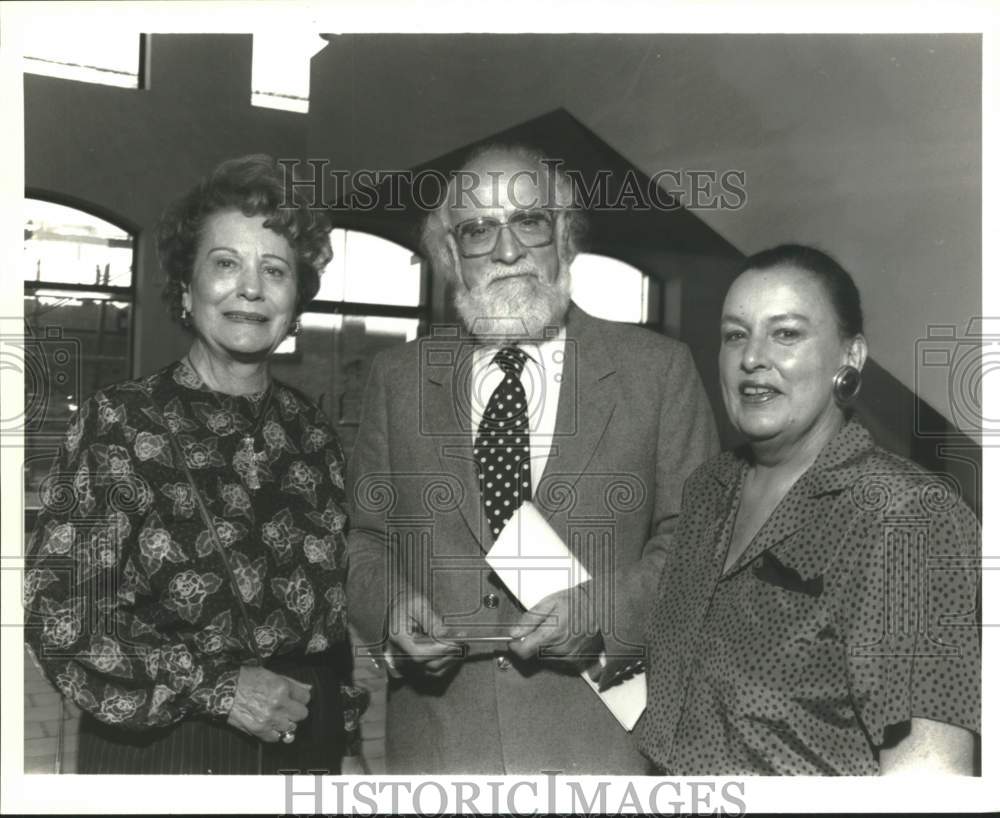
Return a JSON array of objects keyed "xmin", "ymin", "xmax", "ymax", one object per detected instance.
[{"xmin": 666, "ymin": 35, "xmax": 982, "ymax": 430}]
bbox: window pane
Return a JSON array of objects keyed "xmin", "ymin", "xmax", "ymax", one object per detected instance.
[
  {"xmin": 316, "ymin": 229, "xmax": 422, "ymax": 307},
  {"xmin": 251, "ymin": 32, "xmax": 326, "ymax": 113},
  {"xmin": 570, "ymin": 253, "xmax": 649, "ymax": 323},
  {"xmin": 269, "ymin": 313, "xmax": 420, "ymax": 456},
  {"xmin": 22, "ymin": 30, "xmax": 140, "ymax": 88},
  {"xmin": 25, "ymin": 200, "xmax": 133, "ymax": 287}
]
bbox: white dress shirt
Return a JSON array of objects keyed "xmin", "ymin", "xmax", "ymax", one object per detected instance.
[{"xmin": 469, "ymin": 328, "xmax": 566, "ymax": 495}]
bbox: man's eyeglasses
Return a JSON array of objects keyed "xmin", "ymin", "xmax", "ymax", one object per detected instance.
[{"xmin": 451, "ymin": 209, "xmax": 556, "ymax": 258}]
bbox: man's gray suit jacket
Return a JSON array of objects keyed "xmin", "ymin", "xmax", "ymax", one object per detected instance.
[{"xmin": 346, "ymin": 304, "xmax": 719, "ymax": 774}]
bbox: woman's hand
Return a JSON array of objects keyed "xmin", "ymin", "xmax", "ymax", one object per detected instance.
[{"xmin": 226, "ymin": 665, "xmax": 312, "ymax": 743}]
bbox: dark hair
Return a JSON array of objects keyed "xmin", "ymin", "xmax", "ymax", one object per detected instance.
[
  {"xmin": 740, "ymin": 243, "xmax": 864, "ymax": 338},
  {"xmin": 157, "ymin": 154, "xmax": 331, "ymax": 324}
]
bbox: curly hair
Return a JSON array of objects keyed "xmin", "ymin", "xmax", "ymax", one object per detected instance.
[
  {"xmin": 420, "ymin": 143, "xmax": 588, "ymax": 282},
  {"xmin": 157, "ymin": 154, "xmax": 332, "ymax": 325}
]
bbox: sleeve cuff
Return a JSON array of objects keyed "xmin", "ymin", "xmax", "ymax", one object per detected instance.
[{"xmin": 190, "ymin": 665, "xmax": 240, "ymax": 718}]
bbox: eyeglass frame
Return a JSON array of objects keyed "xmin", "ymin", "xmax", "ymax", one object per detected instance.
[{"xmin": 449, "ymin": 207, "xmax": 560, "ymax": 259}]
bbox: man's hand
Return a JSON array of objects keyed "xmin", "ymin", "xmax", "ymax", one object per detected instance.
[
  {"xmin": 226, "ymin": 665, "xmax": 311, "ymax": 743},
  {"xmin": 508, "ymin": 584, "xmax": 604, "ymax": 671},
  {"xmin": 386, "ymin": 587, "xmax": 463, "ymax": 678}
]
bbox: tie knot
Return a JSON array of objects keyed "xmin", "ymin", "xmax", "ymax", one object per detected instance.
[{"xmin": 493, "ymin": 346, "xmax": 528, "ymax": 375}]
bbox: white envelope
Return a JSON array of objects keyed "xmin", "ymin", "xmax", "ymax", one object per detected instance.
[{"xmin": 484, "ymin": 501, "xmax": 647, "ymax": 731}]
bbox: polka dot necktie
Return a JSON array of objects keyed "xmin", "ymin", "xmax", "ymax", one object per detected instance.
[{"xmin": 474, "ymin": 346, "xmax": 532, "ymax": 539}]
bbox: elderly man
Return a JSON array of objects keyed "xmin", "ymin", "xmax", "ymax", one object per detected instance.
[{"xmin": 346, "ymin": 144, "xmax": 718, "ymax": 774}]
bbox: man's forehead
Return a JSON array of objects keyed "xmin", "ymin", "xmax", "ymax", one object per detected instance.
[{"xmin": 447, "ymin": 154, "xmax": 558, "ymax": 216}]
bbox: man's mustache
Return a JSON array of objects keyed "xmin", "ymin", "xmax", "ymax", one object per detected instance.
[{"xmin": 482, "ymin": 266, "xmax": 539, "ymax": 284}]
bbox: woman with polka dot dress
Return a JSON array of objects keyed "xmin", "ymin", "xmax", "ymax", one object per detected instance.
[{"xmin": 640, "ymin": 244, "xmax": 980, "ymax": 775}]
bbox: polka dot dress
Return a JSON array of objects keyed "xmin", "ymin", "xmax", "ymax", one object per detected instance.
[
  {"xmin": 639, "ymin": 418, "xmax": 981, "ymax": 775},
  {"xmin": 473, "ymin": 347, "xmax": 532, "ymax": 538}
]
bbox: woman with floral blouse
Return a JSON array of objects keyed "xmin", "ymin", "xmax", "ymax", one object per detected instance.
[{"xmin": 24, "ymin": 155, "xmax": 365, "ymax": 774}]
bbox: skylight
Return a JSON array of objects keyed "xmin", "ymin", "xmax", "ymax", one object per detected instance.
[
  {"xmin": 22, "ymin": 29, "xmax": 141, "ymax": 88},
  {"xmin": 251, "ymin": 33, "xmax": 327, "ymax": 114}
]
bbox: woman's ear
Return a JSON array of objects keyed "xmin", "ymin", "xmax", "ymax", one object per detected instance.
[
  {"xmin": 180, "ymin": 283, "xmax": 192, "ymax": 313},
  {"xmin": 846, "ymin": 334, "xmax": 868, "ymax": 371}
]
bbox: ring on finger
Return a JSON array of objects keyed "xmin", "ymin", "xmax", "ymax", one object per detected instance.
[{"xmin": 277, "ymin": 727, "xmax": 296, "ymax": 744}]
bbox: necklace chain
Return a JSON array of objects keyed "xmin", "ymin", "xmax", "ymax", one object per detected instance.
[{"xmin": 184, "ymin": 355, "xmax": 274, "ymax": 490}]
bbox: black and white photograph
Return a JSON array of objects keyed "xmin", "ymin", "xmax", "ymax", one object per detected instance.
[{"xmin": 1, "ymin": 0, "xmax": 996, "ymax": 813}]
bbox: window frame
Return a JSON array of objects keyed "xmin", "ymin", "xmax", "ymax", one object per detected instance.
[
  {"xmin": 23, "ymin": 192, "xmax": 139, "ymax": 421},
  {"xmin": 276, "ymin": 226, "xmax": 431, "ymax": 361},
  {"xmin": 569, "ymin": 251, "xmax": 661, "ymax": 329}
]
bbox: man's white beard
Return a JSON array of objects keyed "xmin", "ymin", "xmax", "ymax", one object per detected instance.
[{"xmin": 454, "ymin": 270, "xmax": 571, "ymax": 340}]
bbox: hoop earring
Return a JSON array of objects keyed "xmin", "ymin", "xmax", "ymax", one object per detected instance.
[
  {"xmin": 180, "ymin": 307, "xmax": 192, "ymax": 328},
  {"xmin": 833, "ymin": 365, "xmax": 862, "ymax": 405},
  {"xmin": 289, "ymin": 319, "xmax": 302, "ymax": 338}
]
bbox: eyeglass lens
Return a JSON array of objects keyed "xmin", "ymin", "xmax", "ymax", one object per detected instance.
[{"xmin": 455, "ymin": 210, "xmax": 554, "ymax": 255}]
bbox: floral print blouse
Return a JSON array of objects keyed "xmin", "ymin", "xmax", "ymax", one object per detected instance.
[{"xmin": 24, "ymin": 359, "xmax": 356, "ymax": 732}]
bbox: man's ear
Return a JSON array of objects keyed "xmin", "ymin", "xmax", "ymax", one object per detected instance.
[
  {"xmin": 555, "ymin": 210, "xmax": 575, "ymax": 269},
  {"xmin": 443, "ymin": 233, "xmax": 463, "ymax": 285}
]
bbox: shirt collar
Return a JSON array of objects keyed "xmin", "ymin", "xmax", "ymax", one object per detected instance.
[
  {"xmin": 475, "ymin": 326, "xmax": 567, "ymax": 371},
  {"xmin": 708, "ymin": 416, "xmax": 876, "ymax": 496},
  {"xmin": 799, "ymin": 416, "xmax": 877, "ymax": 496}
]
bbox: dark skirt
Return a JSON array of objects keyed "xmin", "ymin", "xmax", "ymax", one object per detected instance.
[{"xmin": 78, "ymin": 654, "xmax": 346, "ymax": 775}]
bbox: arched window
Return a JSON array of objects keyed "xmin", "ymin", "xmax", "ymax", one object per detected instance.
[
  {"xmin": 570, "ymin": 253, "xmax": 651, "ymax": 324},
  {"xmin": 269, "ymin": 229, "xmax": 427, "ymax": 452},
  {"xmin": 22, "ymin": 198, "xmax": 136, "ymax": 510}
]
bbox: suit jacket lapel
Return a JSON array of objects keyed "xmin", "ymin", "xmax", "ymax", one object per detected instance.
[
  {"xmin": 535, "ymin": 305, "xmax": 619, "ymax": 520},
  {"xmin": 420, "ymin": 336, "xmax": 486, "ymax": 545}
]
